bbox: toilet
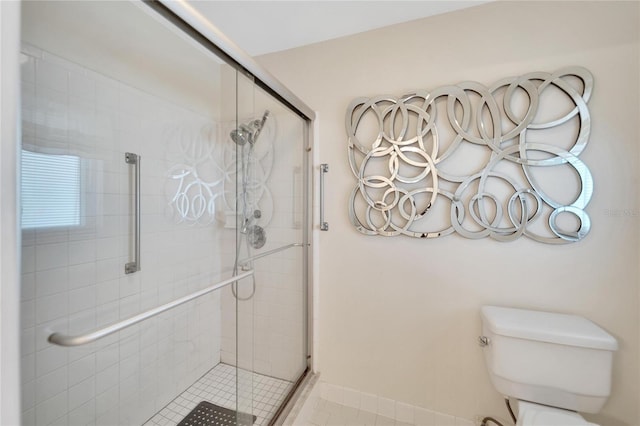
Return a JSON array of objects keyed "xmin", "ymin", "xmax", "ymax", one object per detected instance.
[{"xmin": 480, "ymin": 306, "xmax": 618, "ymax": 426}]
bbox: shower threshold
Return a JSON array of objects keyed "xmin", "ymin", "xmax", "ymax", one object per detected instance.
[{"xmin": 143, "ymin": 363, "xmax": 292, "ymax": 426}]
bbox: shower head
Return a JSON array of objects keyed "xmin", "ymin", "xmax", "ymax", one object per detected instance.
[
  {"xmin": 230, "ymin": 124, "xmax": 253, "ymax": 146},
  {"xmin": 230, "ymin": 110, "xmax": 270, "ymax": 146}
]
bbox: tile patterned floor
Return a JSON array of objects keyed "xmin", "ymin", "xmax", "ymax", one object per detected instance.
[
  {"xmin": 307, "ymin": 399, "xmax": 436, "ymax": 426},
  {"xmin": 143, "ymin": 363, "xmax": 292, "ymax": 426}
]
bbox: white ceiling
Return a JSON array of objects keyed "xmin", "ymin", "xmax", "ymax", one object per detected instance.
[{"xmin": 186, "ymin": 1, "xmax": 488, "ymax": 56}]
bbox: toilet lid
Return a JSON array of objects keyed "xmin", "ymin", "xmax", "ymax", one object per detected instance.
[{"xmin": 517, "ymin": 401, "xmax": 598, "ymax": 426}]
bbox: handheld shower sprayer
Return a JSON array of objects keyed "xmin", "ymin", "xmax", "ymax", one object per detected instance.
[
  {"xmin": 231, "ymin": 111, "xmax": 271, "ymax": 301},
  {"xmin": 230, "ymin": 110, "xmax": 270, "ymax": 146}
]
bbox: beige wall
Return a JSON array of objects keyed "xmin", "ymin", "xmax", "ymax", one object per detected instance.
[{"xmin": 258, "ymin": 2, "xmax": 640, "ymax": 425}]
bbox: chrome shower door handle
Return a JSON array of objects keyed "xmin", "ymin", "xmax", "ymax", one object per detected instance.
[
  {"xmin": 320, "ymin": 163, "xmax": 329, "ymax": 231},
  {"xmin": 125, "ymin": 152, "xmax": 141, "ymax": 274}
]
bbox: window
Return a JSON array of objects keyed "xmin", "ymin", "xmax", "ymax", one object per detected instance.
[{"xmin": 21, "ymin": 150, "xmax": 81, "ymax": 229}]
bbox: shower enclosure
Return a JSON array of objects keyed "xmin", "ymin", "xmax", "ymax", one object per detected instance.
[{"xmin": 18, "ymin": 1, "xmax": 313, "ymax": 425}]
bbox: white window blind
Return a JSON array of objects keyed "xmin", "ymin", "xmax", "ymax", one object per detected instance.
[{"xmin": 21, "ymin": 150, "xmax": 81, "ymax": 229}]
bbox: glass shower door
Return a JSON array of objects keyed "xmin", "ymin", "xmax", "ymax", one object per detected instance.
[
  {"xmin": 20, "ymin": 1, "xmax": 311, "ymax": 425},
  {"xmin": 19, "ymin": 1, "xmax": 259, "ymax": 425},
  {"xmin": 221, "ymin": 81, "xmax": 311, "ymax": 425}
]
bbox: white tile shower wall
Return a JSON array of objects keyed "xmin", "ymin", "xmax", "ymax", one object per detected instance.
[
  {"xmin": 220, "ymin": 110, "xmax": 306, "ymax": 382},
  {"xmin": 20, "ymin": 45, "xmax": 227, "ymax": 426}
]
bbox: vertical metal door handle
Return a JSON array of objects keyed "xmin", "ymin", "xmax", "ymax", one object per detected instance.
[
  {"xmin": 320, "ymin": 163, "xmax": 329, "ymax": 231},
  {"xmin": 125, "ymin": 152, "xmax": 141, "ymax": 274}
]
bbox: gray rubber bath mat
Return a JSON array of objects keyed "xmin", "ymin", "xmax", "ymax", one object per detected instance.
[{"xmin": 178, "ymin": 401, "xmax": 257, "ymax": 426}]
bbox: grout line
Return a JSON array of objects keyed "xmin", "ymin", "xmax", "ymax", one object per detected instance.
[{"xmin": 143, "ymin": 363, "xmax": 294, "ymax": 426}]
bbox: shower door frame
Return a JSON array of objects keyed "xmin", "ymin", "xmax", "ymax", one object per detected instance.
[{"xmin": 151, "ymin": 1, "xmax": 316, "ymax": 121}]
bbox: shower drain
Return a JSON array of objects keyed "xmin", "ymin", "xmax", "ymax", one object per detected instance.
[{"xmin": 178, "ymin": 401, "xmax": 257, "ymax": 426}]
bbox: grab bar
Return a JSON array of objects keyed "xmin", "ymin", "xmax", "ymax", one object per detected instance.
[
  {"xmin": 239, "ymin": 242, "xmax": 303, "ymax": 266},
  {"xmin": 320, "ymin": 163, "xmax": 329, "ymax": 231},
  {"xmin": 48, "ymin": 270, "xmax": 254, "ymax": 347},
  {"xmin": 125, "ymin": 152, "xmax": 141, "ymax": 274}
]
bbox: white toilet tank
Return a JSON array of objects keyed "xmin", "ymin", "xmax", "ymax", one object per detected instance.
[{"xmin": 480, "ymin": 306, "xmax": 618, "ymax": 413}]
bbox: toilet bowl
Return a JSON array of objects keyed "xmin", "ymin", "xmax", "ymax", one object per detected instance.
[
  {"xmin": 480, "ymin": 306, "xmax": 618, "ymax": 426},
  {"xmin": 515, "ymin": 400, "xmax": 597, "ymax": 426}
]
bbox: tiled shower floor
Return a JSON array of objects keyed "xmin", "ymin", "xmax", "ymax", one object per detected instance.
[{"xmin": 143, "ymin": 363, "xmax": 292, "ymax": 426}]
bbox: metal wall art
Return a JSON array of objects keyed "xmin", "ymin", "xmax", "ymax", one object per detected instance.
[{"xmin": 346, "ymin": 67, "xmax": 593, "ymax": 243}]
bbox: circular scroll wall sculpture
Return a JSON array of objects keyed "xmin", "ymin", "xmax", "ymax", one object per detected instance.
[{"xmin": 346, "ymin": 67, "xmax": 593, "ymax": 243}]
